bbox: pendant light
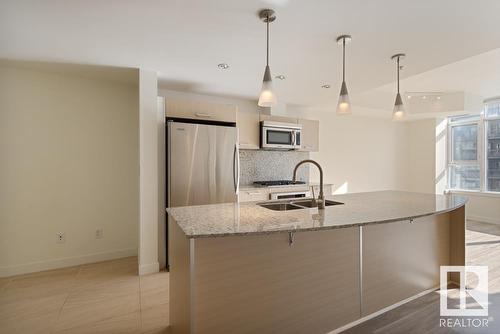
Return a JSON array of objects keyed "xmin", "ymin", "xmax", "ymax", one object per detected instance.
[
  {"xmin": 391, "ymin": 53, "xmax": 406, "ymax": 120},
  {"xmin": 258, "ymin": 9, "xmax": 277, "ymax": 107},
  {"xmin": 336, "ymin": 35, "xmax": 352, "ymax": 114}
]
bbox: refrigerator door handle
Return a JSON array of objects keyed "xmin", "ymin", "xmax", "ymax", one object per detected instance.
[
  {"xmin": 236, "ymin": 143, "xmax": 240, "ymax": 195},
  {"xmin": 233, "ymin": 144, "xmax": 237, "ymax": 193}
]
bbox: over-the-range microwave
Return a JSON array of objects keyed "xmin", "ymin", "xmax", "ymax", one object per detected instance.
[{"xmin": 260, "ymin": 121, "xmax": 302, "ymax": 150}]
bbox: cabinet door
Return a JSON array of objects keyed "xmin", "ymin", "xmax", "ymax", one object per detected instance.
[
  {"xmin": 259, "ymin": 114, "xmax": 298, "ymax": 124},
  {"xmin": 237, "ymin": 111, "xmax": 260, "ymax": 150},
  {"xmin": 166, "ymin": 99, "xmax": 237, "ymax": 123},
  {"xmin": 298, "ymin": 118, "xmax": 319, "ymax": 152}
]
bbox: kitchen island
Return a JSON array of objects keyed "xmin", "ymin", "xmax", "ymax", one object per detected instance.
[{"xmin": 166, "ymin": 191, "xmax": 467, "ymax": 334}]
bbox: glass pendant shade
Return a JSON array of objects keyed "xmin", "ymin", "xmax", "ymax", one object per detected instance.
[
  {"xmin": 336, "ymin": 81, "xmax": 352, "ymax": 114},
  {"xmin": 258, "ymin": 65, "xmax": 277, "ymax": 107},
  {"xmin": 392, "ymin": 92, "xmax": 405, "ymax": 120}
]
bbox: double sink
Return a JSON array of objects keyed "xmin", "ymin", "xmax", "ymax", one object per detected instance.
[{"xmin": 258, "ymin": 198, "xmax": 344, "ymax": 211}]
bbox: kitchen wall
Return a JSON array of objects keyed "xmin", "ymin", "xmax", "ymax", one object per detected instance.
[
  {"xmin": 158, "ymin": 89, "xmax": 411, "ymax": 193},
  {"xmin": 407, "ymin": 119, "xmax": 437, "ymax": 194},
  {"xmin": 0, "ymin": 61, "xmax": 140, "ymax": 277},
  {"xmin": 288, "ymin": 107, "xmax": 410, "ymax": 193},
  {"xmin": 239, "ymin": 150, "xmax": 309, "ymax": 185}
]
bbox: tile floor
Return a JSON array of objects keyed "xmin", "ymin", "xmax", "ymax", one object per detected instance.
[
  {"xmin": 1, "ymin": 221, "xmax": 499, "ymax": 334},
  {"xmin": 0, "ymin": 256, "xmax": 169, "ymax": 334}
]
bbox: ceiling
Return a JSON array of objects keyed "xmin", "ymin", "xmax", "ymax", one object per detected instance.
[{"xmin": 1, "ymin": 0, "xmax": 500, "ymax": 110}]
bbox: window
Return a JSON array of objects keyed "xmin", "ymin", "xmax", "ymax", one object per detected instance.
[
  {"xmin": 448, "ymin": 115, "xmax": 480, "ymax": 191},
  {"xmin": 447, "ymin": 100, "xmax": 500, "ymax": 193},
  {"xmin": 486, "ymin": 103, "xmax": 500, "ymax": 191}
]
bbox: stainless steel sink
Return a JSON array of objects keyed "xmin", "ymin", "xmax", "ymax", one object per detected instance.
[
  {"xmin": 259, "ymin": 203, "xmax": 304, "ymax": 211},
  {"xmin": 291, "ymin": 199, "xmax": 344, "ymax": 208},
  {"xmin": 258, "ymin": 199, "xmax": 344, "ymax": 211}
]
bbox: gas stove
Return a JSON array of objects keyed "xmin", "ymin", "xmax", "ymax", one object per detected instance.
[{"xmin": 253, "ymin": 180, "xmax": 306, "ymax": 187}]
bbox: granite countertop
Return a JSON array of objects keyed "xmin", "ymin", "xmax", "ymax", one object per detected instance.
[{"xmin": 166, "ymin": 191, "xmax": 467, "ymax": 239}]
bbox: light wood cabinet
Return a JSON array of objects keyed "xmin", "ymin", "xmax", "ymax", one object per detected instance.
[
  {"xmin": 237, "ymin": 111, "xmax": 260, "ymax": 150},
  {"xmin": 259, "ymin": 113, "xmax": 298, "ymax": 124},
  {"xmin": 238, "ymin": 189, "xmax": 269, "ymax": 202},
  {"xmin": 165, "ymin": 99, "xmax": 237, "ymax": 123},
  {"xmin": 298, "ymin": 118, "xmax": 319, "ymax": 152},
  {"xmin": 238, "ymin": 184, "xmax": 333, "ymax": 203}
]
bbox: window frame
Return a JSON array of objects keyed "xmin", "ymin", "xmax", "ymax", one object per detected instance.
[
  {"xmin": 447, "ymin": 115, "xmax": 481, "ymax": 192},
  {"xmin": 484, "ymin": 110, "xmax": 500, "ymax": 193},
  {"xmin": 446, "ymin": 99, "xmax": 500, "ymax": 195}
]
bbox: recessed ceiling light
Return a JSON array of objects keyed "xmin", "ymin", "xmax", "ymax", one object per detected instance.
[
  {"xmin": 321, "ymin": 84, "xmax": 331, "ymax": 89},
  {"xmin": 436, "ymin": 96, "xmax": 441, "ymax": 100},
  {"xmin": 422, "ymin": 95, "xmax": 427, "ymax": 99},
  {"xmin": 275, "ymin": 75, "xmax": 285, "ymax": 80},
  {"xmin": 407, "ymin": 95, "xmax": 412, "ymax": 99},
  {"xmin": 217, "ymin": 63, "xmax": 229, "ymax": 70}
]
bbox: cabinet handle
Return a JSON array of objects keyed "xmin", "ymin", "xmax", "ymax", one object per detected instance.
[
  {"xmin": 247, "ymin": 192, "xmax": 263, "ymax": 195},
  {"xmin": 195, "ymin": 113, "xmax": 213, "ymax": 118}
]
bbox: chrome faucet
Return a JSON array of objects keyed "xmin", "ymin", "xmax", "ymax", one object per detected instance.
[{"xmin": 292, "ymin": 159, "xmax": 325, "ymax": 209}]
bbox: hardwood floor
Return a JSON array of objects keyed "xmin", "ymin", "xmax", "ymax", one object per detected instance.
[{"xmin": 0, "ymin": 221, "xmax": 498, "ymax": 334}]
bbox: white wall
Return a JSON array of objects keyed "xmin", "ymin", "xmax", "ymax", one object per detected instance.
[
  {"xmin": 407, "ymin": 119, "xmax": 437, "ymax": 193},
  {"xmin": 464, "ymin": 194, "xmax": 500, "ymax": 224},
  {"xmin": 289, "ymin": 108, "xmax": 410, "ymax": 194},
  {"xmin": 0, "ymin": 63, "xmax": 139, "ymax": 277},
  {"xmin": 138, "ymin": 69, "xmax": 160, "ymax": 275}
]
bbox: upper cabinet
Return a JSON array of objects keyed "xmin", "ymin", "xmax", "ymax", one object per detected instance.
[
  {"xmin": 237, "ymin": 111, "xmax": 260, "ymax": 150},
  {"xmin": 298, "ymin": 118, "xmax": 319, "ymax": 152},
  {"xmin": 165, "ymin": 99, "xmax": 237, "ymax": 123},
  {"xmin": 165, "ymin": 99, "xmax": 319, "ymax": 152},
  {"xmin": 259, "ymin": 114, "xmax": 297, "ymax": 124}
]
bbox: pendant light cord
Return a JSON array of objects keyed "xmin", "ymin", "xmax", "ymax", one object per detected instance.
[
  {"xmin": 342, "ymin": 38, "xmax": 346, "ymax": 82},
  {"xmin": 266, "ymin": 15, "xmax": 270, "ymax": 66},
  {"xmin": 397, "ymin": 57, "xmax": 400, "ymax": 94}
]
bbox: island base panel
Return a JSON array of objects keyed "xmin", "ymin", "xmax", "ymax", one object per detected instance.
[{"xmin": 170, "ymin": 225, "xmax": 361, "ymax": 334}]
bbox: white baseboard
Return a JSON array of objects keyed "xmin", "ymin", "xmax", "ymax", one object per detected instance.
[
  {"xmin": 0, "ymin": 248, "xmax": 138, "ymax": 278},
  {"xmin": 139, "ymin": 261, "xmax": 160, "ymax": 276},
  {"xmin": 467, "ymin": 215, "xmax": 500, "ymax": 225},
  {"xmin": 327, "ymin": 286, "xmax": 438, "ymax": 334}
]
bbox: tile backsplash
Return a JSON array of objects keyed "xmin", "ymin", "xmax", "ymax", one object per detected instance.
[{"xmin": 239, "ymin": 150, "xmax": 310, "ymax": 186}]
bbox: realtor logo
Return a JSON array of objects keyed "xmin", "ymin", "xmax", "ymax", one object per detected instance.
[{"xmin": 440, "ymin": 266, "xmax": 488, "ymax": 317}]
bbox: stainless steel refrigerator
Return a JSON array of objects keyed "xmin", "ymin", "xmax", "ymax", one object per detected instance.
[
  {"xmin": 167, "ymin": 119, "xmax": 239, "ymax": 208},
  {"xmin": 166, "ymin": 119, "xmax": 239, "ymax": 268}
]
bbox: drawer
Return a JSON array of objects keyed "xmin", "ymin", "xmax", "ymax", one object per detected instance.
[{"xmin": 238, "ymin": 190, "xmax": 269, "ymax": 202}]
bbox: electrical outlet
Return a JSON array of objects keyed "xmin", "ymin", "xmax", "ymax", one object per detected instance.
[
  {"xmin": 56, "ymin": 232, "xmax": 65, "ymax": 243},
  {"xmin": 95, "ymin": 228, "xmax": 103, "ymax": 239}
]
